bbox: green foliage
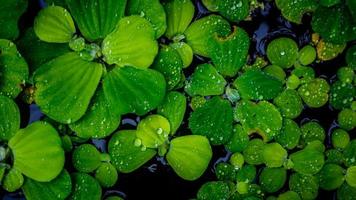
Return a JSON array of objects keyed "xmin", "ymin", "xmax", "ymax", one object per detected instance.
[
  {"xmin": 289, "ymin": 173, "xmax": 319, "ymax": 200},
  {"xmin": 0, "ymin": 95, "xmax": 20, "ymax": 140},
  {"xmin": 275, "ymin": 0, "xmax": 318, "ymax": 24},
  {"xmin": 185, "ymin": 64, "xmax": 226, "ymax": 96},
  {"xmin": 274, "ymin": 89, "xmax": 303, "ymax": 119},
  {"xmin": 317, "ymin": 164, "xmax": 345, "ymax": 190},
  {"xmin": 234, "ymin": 69, "xmax": 283, "ymax": 100},
  {"xmin": 68, "ymin": 173, "xmax": 101, "ymax": 200},
  {"xmin": 197, "ymin": 181, "xmax": 230, "ymax": 200},
  {"xmin": 22, "ymin": 170, "xmax": 72, "ymax": 200},
  {"xmin": 72, "ymin": 144, "xmax": 101, "ymax": 173},
  {"xmin": 298, "ymin": 78, "xmax": 330, "ymax": 108},
  {"xmin": 0, "ymin": 0, "xmax": 28, "ymax": 40},
  {"xmin": 289, "ymin": 148, "xmax": 325, "ymax": 175},
  {"xmin": 262, "ymin": 143, "xmax": 288, "ymax": 168},
  {"xmin": 94, "ymin": 162, "xmax": 118, "ymax": 188},
  {"xmin": 259, "ymin": 167, "xmax": 287, "ymax": 193},
  {"xmin": 2, "ymin": 168, "xmax": 24, "ymax": 192},
  {"xmin": 189, "ymin": 96, "xmax": 233, "ymax": 145},
  {"xmin": 275, "ymin": 119, "xmax": 301, "ymax": 150},
  {"xmin": 266, "ymin": 37, "xmax": 299, "ymax": 68},
  {"xmin": 202, "ymin": 0, "xmax": 249, "ymax": 22},
  {"xmin": 9, "ymin": 121, "xmax": 65, "ymax": 182}
]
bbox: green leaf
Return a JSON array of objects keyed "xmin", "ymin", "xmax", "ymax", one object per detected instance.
[
  {"xmin": 289, "ymin": 173, "xmax": 319, "ymax": 200},
  {"xmin": 274, "ymin": 89, "xmax": 303, "ymax": 119},
  {"xmin": 2, "ymin": 168, "xmax": 24, "ymax": 192},
  {"xmin": 338, "ymin": 109, "xmax": 356, "ymax": 131},
  {"xmin": 0, "ymin": 39, "xmax": 29, "ymax": 98},
  {"xmin": 320, "ymin": 0, "xmax": 341, "ymax": 7},
  {"xmin": 243, "ymin": 138, "xmax": 265, "ymax": 165},
  {"xmin": 157, "ymin": 91, "xmax": 187, "ymax": 134},
  {"xmin": 94, "ymin": 162, "xmax": 118, "ymax": 188},
  {"xmin": 346, "ymin": 166, "xmax": 356, "ymax": 188},
  {"xmin": 298, "ymin": 78, "xmax": 330, "ymax": 108},
  {"xmin": 127, "ymin": 0, "xmax": 166, "ymax": 38},
  {"xmin": 170, "ymin": 42, "xmax": 193, "ymax": 68},
  {"xmin": 166, "ymin": 135, "xmax": 212, "ymax": 181},
  {"xmin": 337, "ymin": 183, "xmax": 356, "ymax": 200},
  {"xmin": 9, "ymin": 121, "xmax": 65, "ymax": 182},
  {"xmin": 235, "ymin": 100, "xmax": 282, "ymax": 141},
  {"xmin": 209, "ymin": 26, "xmax": 250, "ymax": 77},
  {"xmin": 0, "ymin": 0, "xmax": 28, "ymax": 40},
  {"xmin": 298, "ymin": 45, "xmax": 316, "ymax": 66},
  {"xmin": 289, "ymin": 149, "xmax": 324, "ymax": 175},
  {"xmin": 202, "ymin": 0, "xmax": 249, "ymax": 22},
  {"xmin": 136, "ymin": 115, "xmax": 171, "ymax": 149},
  {"xmin": 329, "ymin": 81, "xmax": 355, "ymax": 110},
  {"xmin": 275, "ymin": 0, "xmax": 318, "ymax": 24},
  {"xmin": 312, "ymin": 5, "xmax": 356, "ymax": 44},
  {"xmin": 263, "ymin": 65, "xmax": 286, "ymax": 82},
  {"xmin": 225, "ymin": 124, "xmax": 249, "ymax": 153},
  {"xmin": 266, "ymin": 37, "xmax": 299, "ymax": 68},
  {"xmin": 69, "ymin": 87, "xmax": 121, "ymax": 139},
  {"xmin": 68, "ymin": 173, "xmax": 101, "ymax": 200},
  {"xmin": 102, "ymin": 16, "xmax": 158, "ymax": 68},
  {"xmin": 316, "ymin": 39, "xmax": 346, "ymax": 61},
  {"xmin": 34, "ymin": 52, "xmax": 102, "ymax": 124},
  {"xmin": 17, "ymin": 28, "xmax": 71, "ymax": 74},
  {"xmin": 66, "ymin": 0, "xmax": 126, "ymax": 41},
  {"xmin": 72, "ymin": 144, "xmax": 101, "ymax": 173},
  {"xmin": 185, "ymin": 15, "xmax": 231, "ymax": 57},
  {"xmin": 262, "ymin": 143, "xmax": 288, "ymax": 168},
  {"xmin": 189, "ymin": 96, "xmax": 233, "ymax": 145},
  {"xmin": 259, "ymin": 167, "xmax": 287, "ymax": 193},
  {"xmin": 34, "ymin": 6, "xmax": 75, "ymax": 43},
  {"xmin": 102, "ymin": 66, "xmax": 166, "ymax": 115},
  {"xmin": 22, "ymin": 170, "xmax": 72, "ymax": 200},
  {"xmin": 332, "ymin": 129, "xmax": 350, "ymax": 149},
  {"xmin": 346, "ymin": 45, "xmax": 356, "ymax": 70},
  {"xmin": 164, "ymin": 0, "xmax": 195, "ymax": 39},
  {"xmin": 151, "ymin": 46, "xmax": 183, "ymax": 90},
  {"xmin": 317, "ymin": 164, "xmax": 345, "ymax": 191},
  {"xmin": 185, "ymin": 64, "xmax": 226, "ymax": 96},
  {"xmin": 0, "ymin": 95, "xmax": 20, "ymax": 140},
  {"xmin": 275, "ymin": 119, "xmax": 301, "ymax": 150},
  {"xmin": 300, "ymin": 121, "xmax": 325, "ymax": 145},
  {"xmin": 344, "ymin": 140, "xmax": 356, "ymax": 167},
  {"xmin": 233, "ymin": 69, "xmax": 283, "ymax": 100},
  {"xmin": 108, "ymin": 130, "xmax": 156, "ymax": 173},
  {"xmin": 197, "ymin": 181, "xmax": 230, "ymax": 200}
]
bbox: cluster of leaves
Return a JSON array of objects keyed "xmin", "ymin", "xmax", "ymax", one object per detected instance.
[{"xmin": 0, "ymin": 0, "xmax": 355, "ymax": 199}]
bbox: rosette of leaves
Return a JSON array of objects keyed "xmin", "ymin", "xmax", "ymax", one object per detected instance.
[
  {"xmin": 108, "ymin": 114, "xmax": 212, "ymax": 181},
  {"xmin": 31, "ymin": 2, "xmax": 167, "ymax": 139},
  {"xmin": 0, "ymin": 100, "xmax": 65, "ymax": 191},
  {"xmin": 163, "ymin": 0, "xmax": 250, "ymax": 76}
]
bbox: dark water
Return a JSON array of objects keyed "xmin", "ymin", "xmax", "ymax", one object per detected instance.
[{"xmin": 3, "ymin": 0, "xmax": 355, "ymax": 199}]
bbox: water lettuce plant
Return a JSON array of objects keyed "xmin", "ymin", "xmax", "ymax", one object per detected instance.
[{"xmin": 0, "ymin": 0, "xmax": 355, "ymax": 199}]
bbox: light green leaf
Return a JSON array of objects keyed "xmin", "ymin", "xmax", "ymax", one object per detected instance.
[
  {"xmin": 9, "ymin": 121, "xmax": 65, "ymax": 182},
  {"xmin": 157, "ymin": 91, "xmax": 187, "ymax": 134},
  {"xmin": 127, "ymin": 0, "xmax": 166, "ymax": 38},
  {"xmin": 166, "ymin": 135, "xmax": 212, "ymax": 181},
  {"xmin": 0, "ymin": 39, "xmax": 29, "ymax": 98},
  {"xmin": 34, "ymin": 52, "xmax": 103, "ymax": 124},
  {"xmin": 0, "ymin": 95, "xmax": 20, "ymax": 141},
  {"xmin": 136, "ymin": 115, "xmax": 171, "ymax": 149},
  {"xmin": 66, "ymin": 0, "xmax": 126, "ymax": 41},
  {"xmin": 164, "ymin": 0, "xmax": 195, "ymax": 39},
  {"xmin": 185, "ymin": 15, "xmax": 231, "ymax": 57},
  {"xmin": 346, "ymin": 166, "xmax": 356, "ymax": 188},
  {"xmin": 185, "ymin": 64, "xmax": 227, "ymax": 97},
  {"xmin": 289, "ymin": 149, "xmax": 325, "ymax": 175},
  {"xmin": 170, "ymin": 42, "xmax": 193, "ymax": 68},
  {"xmin": 102, "ymin": 66, "xmax": 166, "ymax": 116},
  {"xmin": 22, "ymin": 170, "xmax": 72, "ymax": 200},
  {"xmin": 34, "ymin": 6, "xmax": 75, "ymax": 43},
  {"xmin": 2, "ymin": 168, "xmax": 24, "ymax": 192},
  {"xmin": 209, "ymin": 26, "xmax": 250, "ymax": 77},
  {"xmin": 108, "ymin": 130, "xmax": 156, "ymax": 173},
  {"xmin": 0, "ymin": 0, "xmax": 28, "ymax": 40},
  {"xmin": 298, "ymin": 78, "xmax": 330, "ymax": 108},
  {"xmin": 233, "ymin": 69, "xmax": 283, "ymax": 100},
  {"xmin": 68, "ymin": 173, "xmax": 101, "ymax": 200},
  {"xmin": 189, "ymin": 96, "xmax": 233, "ymax": 145},
  {"xmin": 94, "ymin": 162, "xmax": 118, "ymax": 188},
  {"xmin": 72, "ymin": 144, "xmax": 101, "ymax": 173},
  {"xmin": 69, "ymin": 87, "xmax": 121, "ymax": 139},
  {"xmin": 102, "ymin": 16, "xmax": 158, "ymax": 68}
]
